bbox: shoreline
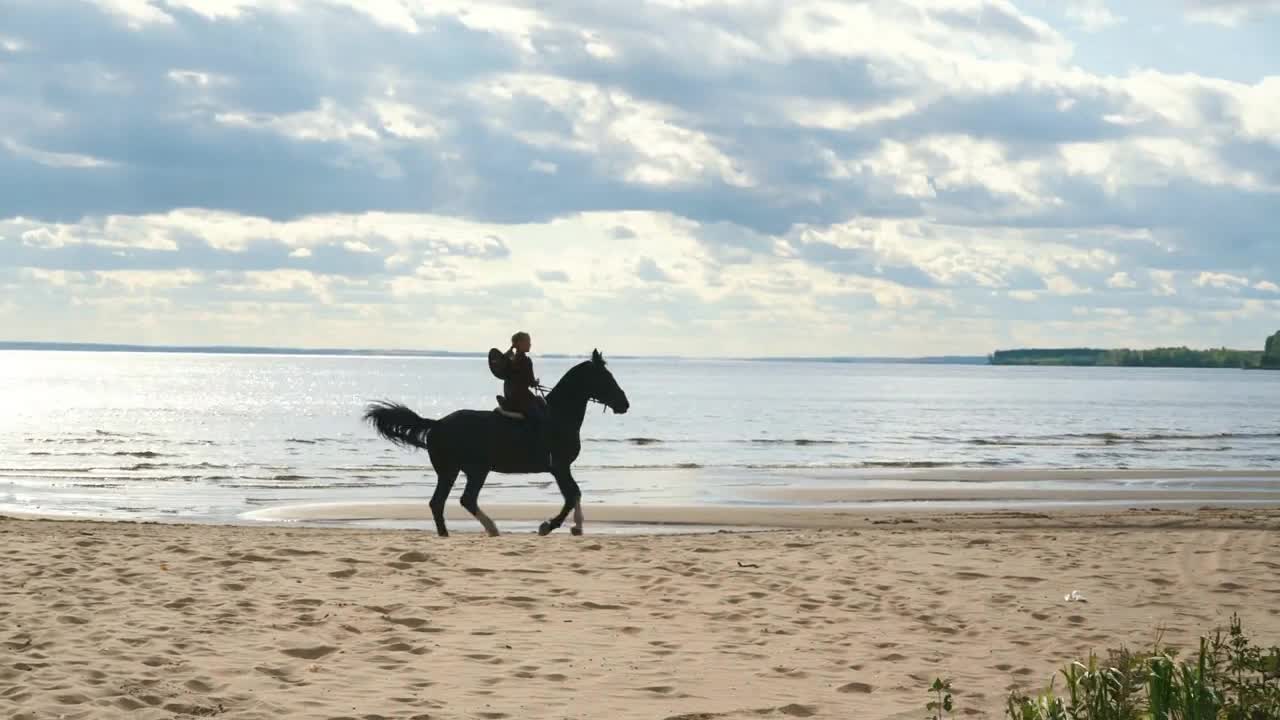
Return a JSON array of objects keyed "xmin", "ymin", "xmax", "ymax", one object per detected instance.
[
  {"xmin": 4, "ymin": 466, "xmax": 1280, "ymax": 535},
  {"xmin": 7, "ymin": 498, "xmax": 1280, "ymax": 535}
]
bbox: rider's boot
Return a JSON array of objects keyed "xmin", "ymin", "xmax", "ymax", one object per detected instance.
[{"xmin": 536, "ymin": 417, "xmax": 553, "ymax": 468}]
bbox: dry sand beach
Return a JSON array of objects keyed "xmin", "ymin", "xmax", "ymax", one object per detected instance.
[{"xmin": 4, "ymin": 505, "xmax": 1280, "ymax": 720}]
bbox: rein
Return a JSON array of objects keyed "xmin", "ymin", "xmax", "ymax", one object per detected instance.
[
  {"xmin": 538, "ymin": 384, "xmax": 611, "ymax": 414},
  {"xmin": 521, "ymin": 360, "xmax": 613, "ymax": 414}
]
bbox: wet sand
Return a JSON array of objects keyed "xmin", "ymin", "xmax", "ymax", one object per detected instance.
[
  {"xmin": 3, "ymin": 505, "xmax": 1279, "ymax": 719},
  {"xmin": 240, "ymin": 467, "xmax": 1280, "ymax": 532}
]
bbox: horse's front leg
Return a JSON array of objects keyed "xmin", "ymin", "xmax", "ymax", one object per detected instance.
[
  {"xmin": 538, "ymin": 465, "xmax": 581, "ymax": 537},
  {"xmin": 570, "ymin": 500, "xmax": 583, "ymax": 536}
]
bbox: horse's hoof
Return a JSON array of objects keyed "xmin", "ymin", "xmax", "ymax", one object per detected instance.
[
  {"xmin": 570, "ymin": 527, "xmax": 583, "ymax": 536},
  {"xmin": 538, "ymin": 521, "xmax": 553, "ymax": 536}
]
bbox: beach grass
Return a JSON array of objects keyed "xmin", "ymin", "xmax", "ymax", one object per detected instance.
[{"xmin": 926, "ymin": 614, "xmax": 1280, "ymax": 719}]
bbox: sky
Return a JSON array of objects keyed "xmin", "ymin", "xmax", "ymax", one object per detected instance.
[{"xmin": 1, "ymin": 0, "xmax": 1278, "ymax": 358}]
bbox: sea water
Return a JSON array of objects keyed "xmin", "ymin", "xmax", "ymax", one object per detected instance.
[{"xmin": 2, "ymin": 351, "xmax": 1278, "ymax": 527}]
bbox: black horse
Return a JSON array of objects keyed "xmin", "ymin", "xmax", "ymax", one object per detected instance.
[{"xmin": 362, "ymin": 350, "xmax": 630, "ymax": 537}]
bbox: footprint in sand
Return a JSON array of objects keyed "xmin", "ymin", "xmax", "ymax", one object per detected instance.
[
  {"xmin": 466, "ymin": 654, "xmax": 504, "ymax": 665},
  {"xmin": 184, "ymin": 679, "xmax": 215, "ymax": 692},
  {"xmin": 254, "ymin": 665, "xmax": 302, "ymax": 684},
  {"xmin": 273, "ymin": 548, "xmax": 324, "ymax": 557},
  {"xmin": 838, "ymin": 682, "xmax": 873, "ymax": 694},
  {"xmin": 329, "ymin": 568, "xmax": 357, "ymax": 579},
  {"xmin": 280, "ymin": 646, "xmax": 338, "ymax": 660},
  {"xmin": 238, "ymin": 553, "xmax": 283, "ymax": 563},
  {"xmin": 386, "ymin": 617, "xmax": 429, "ymax": 629}
]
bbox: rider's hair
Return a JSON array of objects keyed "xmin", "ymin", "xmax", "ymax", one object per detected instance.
[{"xmin": 510, "ymin": 331, "xmax": 530, "ymax": 350}]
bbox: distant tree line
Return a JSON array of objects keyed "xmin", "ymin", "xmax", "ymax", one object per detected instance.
[
  {"xmin": 1266, "ymin": 330, "xmax": 1280, "ymax": 369},
  {"xmin": 991, "ymin": 331, "xmax": 1280, "ymax": 369}
]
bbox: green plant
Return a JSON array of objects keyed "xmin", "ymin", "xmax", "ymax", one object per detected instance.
[
  {"xmin": 999, "ymin": 614, "xmax": 1279, "ymax": 720},
  {"xmin": 927, "ymin": 677, "xmax": 954, "ymax": 720}
]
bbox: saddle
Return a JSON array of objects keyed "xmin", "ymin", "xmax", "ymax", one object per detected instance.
[{"xmin": 493, "ymin": 395, "xmax": 524, "ymax": 420}]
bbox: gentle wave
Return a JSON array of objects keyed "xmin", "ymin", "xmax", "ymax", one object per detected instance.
[
  {"xmin": 578, "ymin": 431, "xmax": 1280, "ymax": 447},
  {"xmin": 19, "ymin": 430, "xmax": 1277, "ymax": 450},
  {"xmin": 574, "ymin": 460, "xmax": 1004, "ymax": 471},
  {"xmin": 968, "ymin": 431, "xmax": 1280, "ymax": 446},
  {"xmin": 583, "ymin": 437, "xmax": 856, "ymax": 446}
]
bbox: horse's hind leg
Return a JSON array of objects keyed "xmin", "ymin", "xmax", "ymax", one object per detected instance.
[
  {"xmin": 460, "ymin": 466, "xmax": 499, "ymax": 537},
  {"xmin": 429, "ymin": 465, "xmax": 458, "ymax": 537}
]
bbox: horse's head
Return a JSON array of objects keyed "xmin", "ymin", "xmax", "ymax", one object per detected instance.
[{"xmin": 586, "ymin": 349, "xmax": 630, "ymax": 414}]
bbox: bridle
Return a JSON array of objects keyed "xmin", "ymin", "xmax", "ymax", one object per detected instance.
[{"xmin": 535, "ymin": 383, "xmax": 615, "ymax": 413}]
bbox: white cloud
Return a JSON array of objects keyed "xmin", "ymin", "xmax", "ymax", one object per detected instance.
[
  {"xmin": 471, "ymin": 73, "xmax": 753, "ymax": 188},
  {"xmin": 1066, "ymin": 1, "xmax": 1124, "ymax": 31},
  {"xmin": 21, "ymin": 269, "xmax": 86, "ymax": 286},
  {"xmin": 1046, "ymin": 275, "xmax": 1090, "ymax": 295},
  {"xmin": 2, "ymin": 0, "xmax": 1278, "ymax": 355},
  {"xmin": 1106, "ymin": 271, "xmax": 1137, "ymax": 289},
  {"xmin": 3, "ymin": 139, "xmax": 115, "ymax": 169},
  {"xmin": 1194, "ymin": 271, "xmax": 1250, "ymax": 289},
  {"xmin": 215, "ymin": 99, "xmax": 381, "ymax": 143},
  {"xmin": 166, "ymin": 69, "xmax": 233, "ymax": 88},
  {"xmin": 97, "ymin": 269, "xmax": 204, "ymax": 290},
  {"xmin": 1151, "ymin": 270, "xmax": 1178, "ymax": 297},
  {"xmin": 1185, "ymin": 0, "xmax": 1280, "ymax": 27},
  {"xmin": 96, "ymin": 0, "xmax": 175, "ymax": 28}
]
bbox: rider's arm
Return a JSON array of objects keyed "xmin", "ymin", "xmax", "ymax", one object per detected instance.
[{"xmin": 526, "ymin": 357, "xmax": 539, "ymax": 388}]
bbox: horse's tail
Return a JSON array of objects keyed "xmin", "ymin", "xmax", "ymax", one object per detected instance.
[{"xmin": 363, "ymin": 401, "xmax": 436, "ymax": 450}]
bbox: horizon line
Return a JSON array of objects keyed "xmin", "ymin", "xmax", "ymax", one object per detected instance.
[{"xmin": 0, "ymin": 340, "xmax": 990, "ymax": 364}]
